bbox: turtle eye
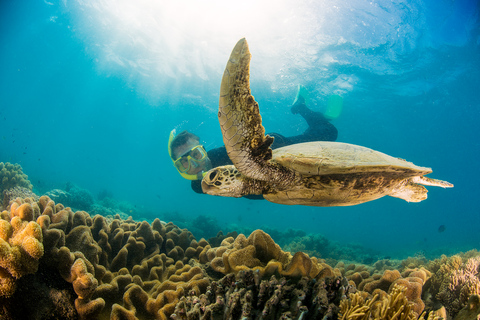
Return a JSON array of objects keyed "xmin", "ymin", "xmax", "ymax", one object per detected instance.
[{"xmin": 209, "ymin": 171, "xmax": 217, "ymax": 181}]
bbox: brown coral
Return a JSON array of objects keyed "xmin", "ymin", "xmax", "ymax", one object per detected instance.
[
  {"xmin": 339, "ymin": 284, "xmax": 439, "ymax": 320},
  {"xmin": 455, "ymin": 294, "xmax": 480, "ymax": 320},
  {"xmin": 204, "ymin": 229, "xmax": 336, "ymax": 280},
  {"xmin": 435, "ymin": 256, "xmax": 480, "ymax": 318},
  {"xmin": 356, "ymin": 266, "xmax": 430, "ymax": 315},
  {"xmin": 171, "ymin": 269, "xmax": 353, "ymax": 320},
  {"xmin": 360, "ymin": 269, "xmax": 401, "ymax": 292},
  {"xmin": 0, "ymin": 196, "xmax": 214, "ymax": 319}
]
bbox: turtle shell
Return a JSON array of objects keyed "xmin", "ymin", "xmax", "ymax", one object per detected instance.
[{"xmin": 272, "ymin": 141, "xmax": 432, "ymax": 176}]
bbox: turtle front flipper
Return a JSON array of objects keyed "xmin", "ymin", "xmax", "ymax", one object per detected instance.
[
  {"xmin": 219, "ymin": 38, "xmax": 298, "ymax": 186},
  {"xmin": 411, "ymin": 176, "xmax": 454, "ymax": 188}
]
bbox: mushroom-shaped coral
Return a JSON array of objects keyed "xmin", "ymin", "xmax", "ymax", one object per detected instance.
[{"xmin": 204, "ymin": 229, "xmax": 336, "ymax": 280}]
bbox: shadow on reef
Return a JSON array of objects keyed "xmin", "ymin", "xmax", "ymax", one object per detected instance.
[
  {"xmin": 0, "ymin": 262, "xmax": 78, "ymax": 319},
  {"xmin": 172, "ymin": 271, "xmax": 351, "ymax": 319}
]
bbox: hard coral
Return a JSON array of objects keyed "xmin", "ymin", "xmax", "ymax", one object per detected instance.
[
  {"xmin": 339, "ymin": 284, "xmax": 440, "ymax": 320},
  {"xmin": 357, "ymin": 267, "xmax": 429, "ymax": 316},
  {"xmin": 1, "ymin": 196, "xmax": 214, "ymax": 320},
  {"xmin": 172, "ymin": 269, "xmax": 353, "ymax": 320},
  {"xmin": 204, "ymin": 229, "xmax": 337, "ymax": 280},
  {"xmin": 2, "ymin": 187, "xmax": 38, "ymax": 210},
  {"xmin": 46, "ymin": 185, "xmax": 94, "ymax": 211},
  {"xmin": 0, "ymin": 201, "xmax": 43, "ymax": 297},
  {"xmin": 0, "ymin": 162, "xmax": 33, "ymax": 206},
  {"xmin": 436, "ymin": 257, "xmax": 480, "ymax": 318},
  {"xmin": 455, "ymin": 294, "xmax": 480, "ymax": 320}
]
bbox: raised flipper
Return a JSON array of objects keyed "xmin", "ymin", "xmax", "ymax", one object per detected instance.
[{"xmin": 218, "ymin": 38, "xmax": 298, "ymax": 187}]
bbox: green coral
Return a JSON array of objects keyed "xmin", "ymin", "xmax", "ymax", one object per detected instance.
[{"xmin": 0, "ymin": 162, "xmax": 32, "ymax": 198}]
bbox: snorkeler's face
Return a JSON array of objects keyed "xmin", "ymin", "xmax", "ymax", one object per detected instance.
[{"xmin": 173, "ymin": 138, "xmax": 210, "ymax": 175}]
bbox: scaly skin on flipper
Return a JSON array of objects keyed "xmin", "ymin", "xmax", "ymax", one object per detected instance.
[{"xmin": 218, "ymin": 38, "xmax": 299, "ymax": 186}]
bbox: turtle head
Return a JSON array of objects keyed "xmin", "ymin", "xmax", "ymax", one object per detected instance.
[{"xmin": 202, "ymin": 165, "xmax": 263, "ymax": 198}]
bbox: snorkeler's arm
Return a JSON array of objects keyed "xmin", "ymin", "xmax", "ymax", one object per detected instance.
[{"xmin": 191, "ymin": 180, "xmax": 203, "ymax": 193}]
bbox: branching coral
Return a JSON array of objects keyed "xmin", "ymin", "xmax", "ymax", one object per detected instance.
[
  {"xmin": 455, "ymin": 294, "xmax": 480, "ymax": 320},
  {"xmin": 171, "ymin": 269, "xmax": 353, "ymax": 320},
  {"xmin": 339, "ymin": 284, "xmax": 440, "ymax": 320},
  {"xmin": 435, "ymin": 257, "xmax": 480, "ymax": 318},
  {"xmin": 2, "ymin": 187, "xmax": 38, "ymax": 210}
]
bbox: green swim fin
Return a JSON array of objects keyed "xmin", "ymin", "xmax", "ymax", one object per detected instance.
[
  {"xmin": 324, "ymin": 94, "xmax": 343, "ymax": 120},
  {"xmin": 292, "ymin": 85, "xmax": 310, "ymax": 106}
]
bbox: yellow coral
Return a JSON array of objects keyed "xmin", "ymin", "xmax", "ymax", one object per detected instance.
[{"xmin": 0, "ymin": 203, "xmax": 44, "ymax": 297}]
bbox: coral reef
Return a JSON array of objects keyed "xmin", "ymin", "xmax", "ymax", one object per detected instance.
[
  {"xmin": 202, "ymin": 229, "xmax": 339, "ymax": 280},
  {"xmin": 282, "ymin": 233, "xmax": 380, "ymax": 264},
  {"xmin": 0, "ymin": 162, "xmax": 33, "ymax": 208},
  {"xmin": 2, "ymin": 186, "xmax": 39, "ymax": 210},
  {"xmin": 189, "ymin": 214, "xmax": 222, "ymax": 239},
  {"xmin": 171, "ymin": 269, "xmax": 353, "ymax": 320},
  {"xmin": 0, "ymin": 198, "xmax": 43, "ymax": 297},
  {"xmin": 344, "ymin": 267, "xmax": 429, "ymax": 316},
  {"xmin": 455, "ymin": 294, "xmax": 480, "ymax": 320},
  {"xmin": 0, "ymin": 196, "xmax": 214, "ymax": 319},
  {"xmin": 430, "ymin": 256, "xmax": 480, "ymax": 319},
  {"xmin": 339, "ymin": 283, "xmax": 440, "ymax": 320},
  {"xmin": 46, "ymin": 184, "xmax": 94, "ymax": 211},
  {"xmin": 1, "ymin": 193, "xmax": 480, "ymax": 320}
]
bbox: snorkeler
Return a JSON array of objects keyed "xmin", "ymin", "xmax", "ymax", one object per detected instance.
[{"xmin": 168, "ymin": 85, "xmax": 342, "ymax": 195}]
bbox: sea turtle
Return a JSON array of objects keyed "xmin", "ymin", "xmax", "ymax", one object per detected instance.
[{"xmin": 201, "ymin": 38, "xmax": 453, "ymax": 206}]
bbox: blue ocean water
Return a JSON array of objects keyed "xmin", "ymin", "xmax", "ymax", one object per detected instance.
[{"xmin": 1, "ymin": 0, "xmax": 479, "ymax": 259}]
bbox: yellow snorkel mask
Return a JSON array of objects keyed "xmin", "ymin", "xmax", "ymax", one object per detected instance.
[{"xmin": 168, "ymin": 129, "xmax": 210, "ymax": 180}]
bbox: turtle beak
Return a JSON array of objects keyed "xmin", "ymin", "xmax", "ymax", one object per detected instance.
[{"xmin": 201, "ymin": 169, "xmax": 218, "ymax": 194}]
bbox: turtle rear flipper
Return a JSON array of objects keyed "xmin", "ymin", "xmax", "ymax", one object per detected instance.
[
  {"xmin": 389, "ymin": 183, "xmax": 428, "ymax": 202},
  {"xmin": 411, "ymin": 176, "xmax": 454, "ymax": 188}
]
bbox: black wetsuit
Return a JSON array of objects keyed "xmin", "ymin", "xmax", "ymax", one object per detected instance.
[{"xmin": 191, "ymin": 104, "xmax": 337, "ymax": 195}]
